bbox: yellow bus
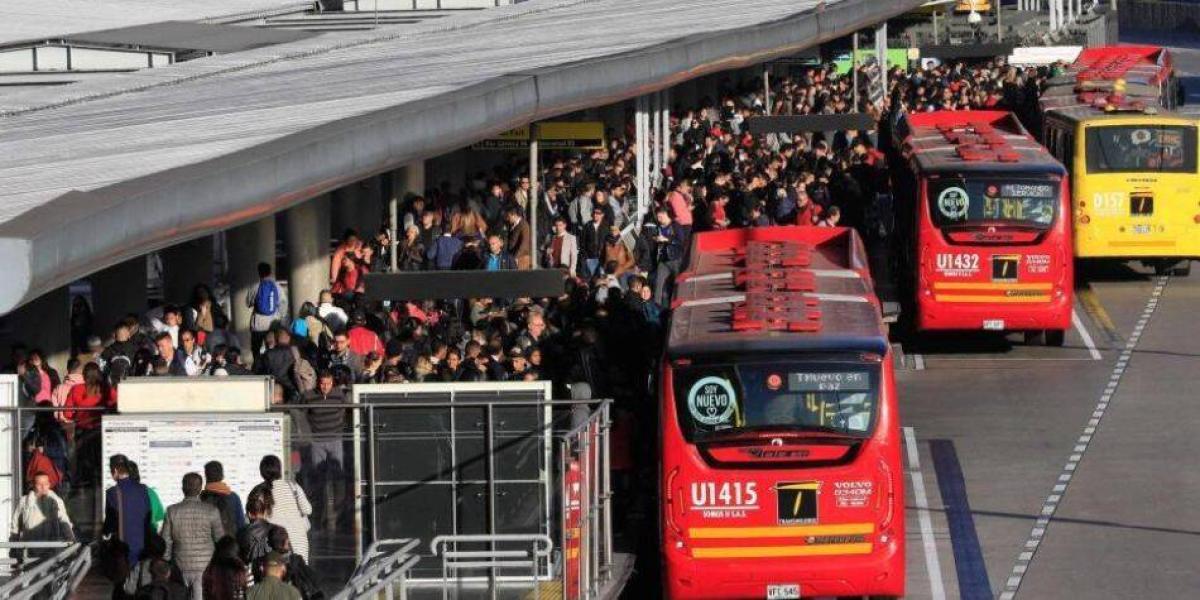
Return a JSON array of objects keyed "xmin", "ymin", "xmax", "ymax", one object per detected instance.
[{"xmin": 1040, "ymin": 45, "xmax": 1196, "ymax": 275}]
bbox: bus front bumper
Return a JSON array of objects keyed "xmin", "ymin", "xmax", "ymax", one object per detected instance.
[
  {"xmin": 917, "ymin": 291, "xmax": 1072, "ymax": 332},
  {"xmin": 663, "ymin": 541, "xmax": 905, "ymax": 599}
]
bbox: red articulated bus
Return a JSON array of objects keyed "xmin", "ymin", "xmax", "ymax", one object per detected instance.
[
  {"xmin": 891, "ymin": 110, "xmax": 1073, "ymax": 345},
  {"xmin": 661, "ymin": 226, "xmax": 904, "ymax": 599}
]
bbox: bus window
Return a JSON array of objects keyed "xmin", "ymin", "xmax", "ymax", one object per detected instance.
[
  {"xmin": 1085, "ymin": 125, "xmax": 1198, "ymax": 173},
  {"xmin": 671, "ymin": 361, "xmax": 878, "ymax": 441},
  {"xmin": 928, "ymin": 178, "xmax": 1059, "ymax": 228}
]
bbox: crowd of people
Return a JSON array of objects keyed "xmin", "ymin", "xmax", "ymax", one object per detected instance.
[{"xmin": 3, "ymin": 56, "xmax": 1057, "ymax": 599}]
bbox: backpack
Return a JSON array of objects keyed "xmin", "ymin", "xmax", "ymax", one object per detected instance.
[
  {"xmin": 254, "ymin": 280, "xmax": 279, "ymax": 316},
  {"xmin": 199, "ymin": 491, "xmax": 237, "ymax": 540},
  {"xmin": 290, "ymin": 346, "xmax": 317, "ymax": 394}
]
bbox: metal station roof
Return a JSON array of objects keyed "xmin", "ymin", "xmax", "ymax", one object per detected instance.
[
  {"xmin": 0, "ymin": 0, "xmax": 923, "ymax": 314},
  {"xmin": 61, "ymin": 21, "xmax": 316, "ymax": 53},
  {"xmin": 1, "ymin": 0, "xmax": 315, "ymax": 47}
]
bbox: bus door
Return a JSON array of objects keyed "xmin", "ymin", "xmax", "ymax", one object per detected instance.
[
  {"xmin": 919, "ymin": 176, "xmax": 1072, "ymax": 336},
  {"xmin": 662, "ymin": 356, "xmax": 903, "ymax": 598}
]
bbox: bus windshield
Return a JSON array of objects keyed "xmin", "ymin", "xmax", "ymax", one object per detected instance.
[
  {"xmin": 1085, "ymin": 124, "xmax": 1198, "ymax": 174},
  {"xmin": 928, "ymin": 177, "xmax": 1058, "ymax": 229},
  {"xmin": 672, "ymin": 359, "xmax": 878, "ymax": 442}
]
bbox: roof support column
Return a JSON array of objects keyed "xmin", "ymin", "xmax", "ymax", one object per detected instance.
[
  {"xmin": 387, "ymin": 161, "xmax": 425, "ymax": 272},
  {"xmin": 358, "ymin": 177, "xmax": 383, "ymax": 240},
  {"xmin": 160, "ymin": 236, "xmax": 214, "ymax": 305},
  {"xmin": 286, "ymin": 194, "xmax": 331, "ymax": 318},
  {"xmin": 89, "ymin": 257, "xmax": 147, "ymax": 345},
  {"xmin": 227, "ymin": 216, "xmax": 276, "ymax": 356},
  {"xmin": 635, "ymin": 94, "xmax": 650, "ymax": 228},
  {"xmin": 0, "ymin": 286, "xmax": 70, "ymax": 376},
  {"xmin": 661, "ymin": 88, "xmax": 671, "ymax": 194},
  {"xmin": 332, "ymin": 185, "xmax": 360, "ymax": 240}
]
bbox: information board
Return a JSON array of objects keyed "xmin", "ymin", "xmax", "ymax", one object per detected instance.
[{"xmin": 102, "ymin": 413, "xmax": 289, "ymax": 508}]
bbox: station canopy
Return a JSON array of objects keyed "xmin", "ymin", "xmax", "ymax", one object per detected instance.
[{"xmin": 0, "ymin": 0, "xmax": 922, "ymax": 314}]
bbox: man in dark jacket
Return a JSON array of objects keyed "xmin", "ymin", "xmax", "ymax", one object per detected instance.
[
  {"xmin": 578, "ymin": 207, "xmax": 608, "ymax": 278},
  {"xmin": 480, "ymin": 235, "xmax": 518, "ymax": 272},
  {"xmin": 652, "ymin": 207, "xmax": 686, "ymax": 305},
  {"xmin": 503, "ymin": 206, "xmax": 532, "ymax": 269},
  {"xmin": 103, "ymin": 456, "xmax": 152, "ymax": 570},
  {"xmin": 300, "ymin": 370, "xmax": 347, "ymax": 530},
  {"xmin": 199, "ymin": 461, "xmax": 245, "ymax": 537},
  {"xmin": 257, "ymin": 327, "xmax": 297, "ymax": 401}
]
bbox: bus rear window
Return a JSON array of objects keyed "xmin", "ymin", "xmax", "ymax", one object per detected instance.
[
  {"xmin": 1085, "ymin": 125, "xmax": 1198, "ymax": 174},
  {"xmin": 928, "ymin": 178, "xmax": 1058, "ymax": 229},
  {"xmin": 671, "ymin": 360, "xmax": 878, "ymax": 442}
]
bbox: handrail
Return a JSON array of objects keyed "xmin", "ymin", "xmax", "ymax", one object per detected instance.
[
  {"xmin": 0, "ymin": 542, "xmax": 92, "ymax": 600},
  {"xmin": 331, "ymin": 538, "xmax": 421, "ymax": 600}
]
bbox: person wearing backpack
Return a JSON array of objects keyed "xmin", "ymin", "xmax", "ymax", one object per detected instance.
[
  {"xmin": 199, "ymin": 461, "xmax": 246, "ymax": 537},
  {"xmin": 247, "ymin": 263, "xmax": 282, "ymax": 360}
]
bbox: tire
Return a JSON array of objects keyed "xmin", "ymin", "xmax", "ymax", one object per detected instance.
[
  {"xmin": 1172, "ymin": 261, "xmax": 1192, "ymax": 277},
  {"xmin": 1045, "ymin": 329, "xmax": 1066, "ymax": 347},
  {"xmin": 1153, "ymin": 261, "xmax": 1173, "ymax": 276}
]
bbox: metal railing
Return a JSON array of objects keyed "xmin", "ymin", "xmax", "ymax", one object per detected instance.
[
  {"xmin": 555, "ymin": 402, "xmax": 613, "ymax": 600},
  {"xmin": 431, "ymin": 534, "xmax": 553, "ymax": 599},
  {"xmin": 0, "ymin": 542, "xmax": 92, "ymax": 600},
  {"xmin": 332, "ymin": 538, "xmax": 421, "ymax": 600}
]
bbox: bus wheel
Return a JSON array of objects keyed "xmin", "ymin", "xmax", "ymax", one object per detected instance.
[
  {"xmin": 1172, "ymin": 261, "xmax": 1192, "ymax": 277},
  {"xmin": 1045, "ymin": 329, "xmax": 1066, "ymax": 347},
  {"xmin": 1023, "ymin": 330, "xmax": 1045, "ymax": 346}
]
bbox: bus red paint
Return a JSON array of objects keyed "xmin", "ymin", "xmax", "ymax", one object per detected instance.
[
  {"xmin": 891, "ymin": 110, "xmax": 1073, "ymax": 344},
  {"xmin": 661, "ymin": 226, "xmax": 904, "ymax": 599}
]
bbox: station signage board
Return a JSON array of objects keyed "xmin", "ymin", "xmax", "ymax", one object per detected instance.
[{"xmin": 472, "ymin": 122, "xmax": 605, "ymax": 151}]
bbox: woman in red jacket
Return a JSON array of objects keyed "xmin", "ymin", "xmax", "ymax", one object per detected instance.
[{"xmin": 63, "ymin": 363, "xmax": 114, "ymax": 486}]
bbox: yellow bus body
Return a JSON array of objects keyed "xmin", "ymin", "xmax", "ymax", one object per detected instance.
[{"xmin": 1070, "ymin": 114, "xmax": 1200, "ymax": 260}]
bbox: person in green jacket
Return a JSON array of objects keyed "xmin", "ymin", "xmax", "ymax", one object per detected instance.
[
  {"xmin": 248, "ymin": 552, "xmax": 301, "ymax": 600},
  {"xmin": 128, "ymin": 460, "xmax": 165, "ymax": 531}
]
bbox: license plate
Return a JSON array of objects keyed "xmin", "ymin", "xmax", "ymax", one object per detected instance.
[
  {"xmin": 1132, "ymin": 224, "xmax": 1153, "ymax": 235},
  {"xmin": 983, "ymin": 319, "xmax": 1005, "ymax": 331},
  {"xmin": 1130, "ymin": 195, "xmax": 1153, "ymax": 216},
  {"xmin": 766, "ymin": 584, "xmax": 801, "ymax": 599}
]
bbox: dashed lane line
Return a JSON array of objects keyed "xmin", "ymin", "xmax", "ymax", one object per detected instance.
[
  {"xmin": 904, "ymin": 426, "xmax": 946, "ymax": 600},
  {"xmin": 999, "ymin": 276, "xmax": 1169, "ymax": 600},
  {"xmin": 912, "ymin": 353, "xmax": 926, "ymax": 371}
]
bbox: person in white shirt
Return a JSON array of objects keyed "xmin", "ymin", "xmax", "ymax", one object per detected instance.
[
  {"xmin": 11, "ymin": 472, "xmax": 74, "ymax": 560},
  {"xmin": 317, "ymin": 290, "xmax": 348, "ymax": 333}
]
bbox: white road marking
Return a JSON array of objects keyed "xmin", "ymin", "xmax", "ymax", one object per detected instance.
[
  {"xmin": 912, "ymin": 353, "xmax": 926, "ymax": 370},
  {"xmin": 1071, "ymin": 309, "xmax": 1103, "ymax": 361},
  {"xmin": 904, "ymin": 426, "xmax": 946, "ymax": 600},
  {"xmin": 1001, "ymin": 276, "xmax": 1169, "ymax": 598}
]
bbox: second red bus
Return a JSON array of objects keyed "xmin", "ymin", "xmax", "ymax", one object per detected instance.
[{"xmin": 891, "ymin": 110, "xmax": 1074, "ymax": 345}]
